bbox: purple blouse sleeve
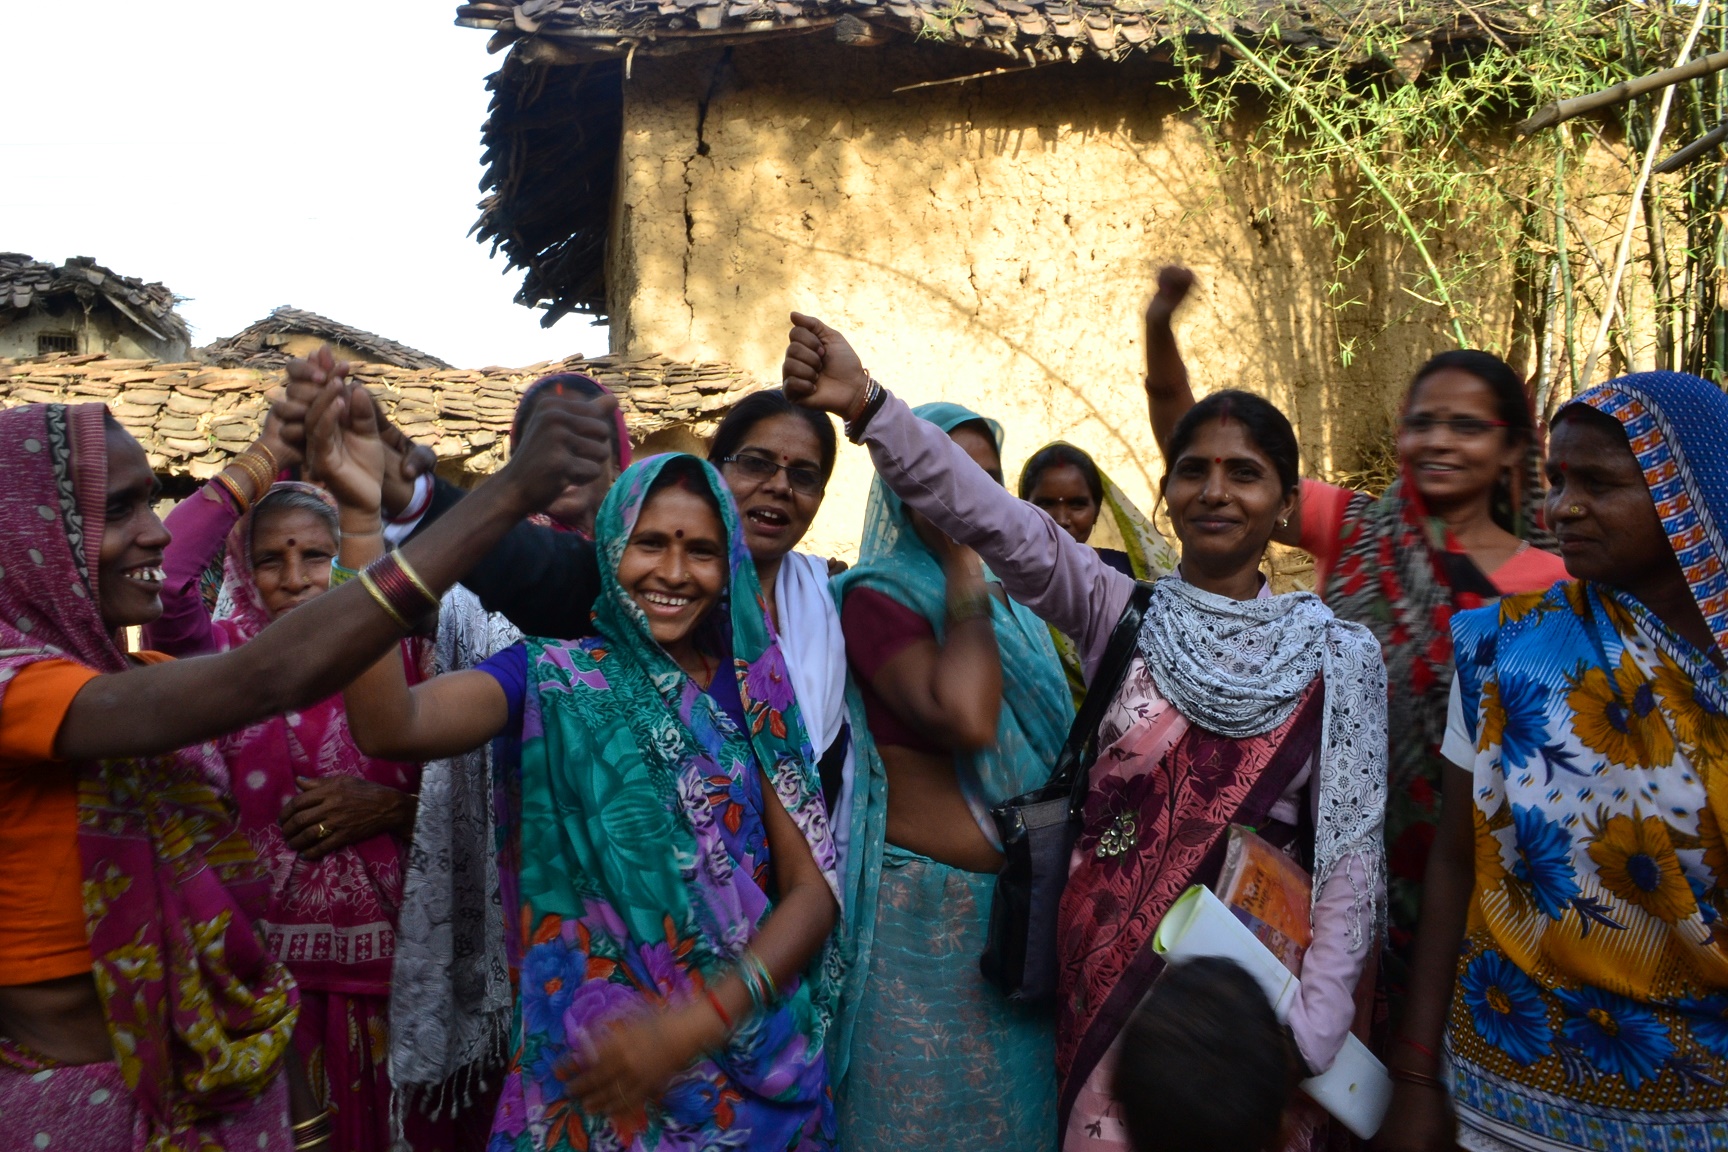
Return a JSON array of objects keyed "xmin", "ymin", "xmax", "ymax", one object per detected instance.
[
  {"xmin": 860, "ymin": 391, "xmax": 1135, "ymax": 677},
  {"xmin": 141, "ymin": 483, "xmax": 241, "ymax": 657}
]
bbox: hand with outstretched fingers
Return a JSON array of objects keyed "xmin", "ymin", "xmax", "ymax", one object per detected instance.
[
  {"xmin": 495, "ymin": 390, "xmax": 619, "ymax": 514},
  {"xmin": 279, "ymin": 774, "xmax": 416, "ymax": 860},
  {"xmin": 781, "ymin": 312, "xmax": 870, "ymax": 418}
]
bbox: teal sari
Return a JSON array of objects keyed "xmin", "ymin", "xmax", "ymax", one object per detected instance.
[
  {"xmin": 832, "ymin": 402, "xmax": 1072, "ymax": 1150},
  {"xmin": 487, "ymin": 454, "xmax": 842, "ymax": 1151}
]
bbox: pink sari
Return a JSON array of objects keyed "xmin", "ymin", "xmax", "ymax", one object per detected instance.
[
  {"xmin": 0, "ymin": 403, "xmax": 296, "ymax": 1149},
  {"xmin": 213, "ymin": 484, "xmax": 430, "ymax": 1151},
  {"xmin": 1057, "ymin": 661, "xmax": 1324, "ymax": 1149}
]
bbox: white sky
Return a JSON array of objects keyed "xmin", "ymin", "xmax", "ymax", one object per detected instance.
[{"xmin": 2, "ymin": 2, "xmax": 610, "ymax": 368}]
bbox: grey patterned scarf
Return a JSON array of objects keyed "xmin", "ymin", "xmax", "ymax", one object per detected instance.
[
  {"xmin": 388, "ymin": 587, "xmax": 519, "ymax": 1128},
  {"xmin": 1137, "ymin": 574, "xmax": 1389, "ymax": 946}
]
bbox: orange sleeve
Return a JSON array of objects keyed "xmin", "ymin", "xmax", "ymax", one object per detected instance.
[
  {"xmin": 0, "ymin": 660, "xmax": 99, "ymax": 763},
  {"xmin": 0, "ymin": 651, "xmax": 173, "ymax": 764}
]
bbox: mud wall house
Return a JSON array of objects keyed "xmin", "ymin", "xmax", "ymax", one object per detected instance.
[
  {"xmin": 453, "ymin": 0, "xmax": 1650, "ymax": 561},
  {"xmin": 1, "ymin": 254, "xmax": 190, "ymax": 363}
]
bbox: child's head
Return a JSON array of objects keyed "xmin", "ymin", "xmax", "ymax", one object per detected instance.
[{"xmin": 1112, "ymin": 957, "xmax": 1297, "ymax": 1152}]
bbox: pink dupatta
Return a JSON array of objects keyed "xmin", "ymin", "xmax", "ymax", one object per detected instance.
[
  {"xmin": 0, "ymin": 404, "xmax": 296, "ymax": 1143},
  {"xmin": 212, "ymin": 482, "xmax": 424, "ymax": 996}
]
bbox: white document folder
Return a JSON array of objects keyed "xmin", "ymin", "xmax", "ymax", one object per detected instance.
[{"xmin": 1150, "ymin": 884, "xmax": 1392, "ymax": 1140}]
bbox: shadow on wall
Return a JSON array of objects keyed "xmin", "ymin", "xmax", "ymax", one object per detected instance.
[{"xmin": 609, "ymin": 38, "xmax": 1523, "ymax": 552}]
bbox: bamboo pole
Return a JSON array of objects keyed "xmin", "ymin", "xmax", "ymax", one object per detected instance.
[
  {"xmin": 1519, "ymin": 48, "xmax": 1728, "ymax": 135},
  {"xmin": 1579, "ymin": 2, "xmax": 1712, "ymax": 389}
]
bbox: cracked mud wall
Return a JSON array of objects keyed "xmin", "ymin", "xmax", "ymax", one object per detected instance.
[{"xmin": 609, "ymin": 39, "xmax": 1635, "ymax": 562}]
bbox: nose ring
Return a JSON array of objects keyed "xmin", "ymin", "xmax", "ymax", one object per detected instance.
[{"xmin": 1568, "ymin": 504, "xmax": 1583, "ymax": 515}]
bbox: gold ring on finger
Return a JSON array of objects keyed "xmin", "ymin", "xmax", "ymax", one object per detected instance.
[{"xmin": 317, "ymin": 822, "xmax": 329, "ymax": 839}]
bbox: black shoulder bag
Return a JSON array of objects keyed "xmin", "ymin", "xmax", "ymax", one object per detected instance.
[{"xmin": 980, "ymin": 580, "xmax": 1155, "ymax": 1003}]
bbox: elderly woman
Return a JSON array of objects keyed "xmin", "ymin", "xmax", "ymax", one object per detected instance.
[
  {"xmin": 1383, "ymin": 371, "xmax": 1728, "ymax": 1152},
  {"xmin": 0, "ymin": 376, "xmax": 611, "ymax": 1150},
  {"xmin": 143, "ymin": 465, "xmax": 429, "ymax": 1152},
  {"xmin": 340, "ymin": 450, "xmax": 842, "ymax": 1149}
]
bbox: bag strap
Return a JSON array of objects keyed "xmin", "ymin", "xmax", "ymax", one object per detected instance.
[{"xmin": 1043, "ymin": 579, "xmax": 1155, "ymax": 799}]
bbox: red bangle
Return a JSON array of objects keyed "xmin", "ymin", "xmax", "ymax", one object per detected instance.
[
  {"xmin": 704, "ymin": 988, "xmax": 733, "ymax": 1031},
  {"xmin": 1397, "ymin": 1036, "xmax": 1438, "ymax": 1062}
]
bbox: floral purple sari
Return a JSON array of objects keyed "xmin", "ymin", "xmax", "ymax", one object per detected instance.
[{"xmin": 487, "ymin": 454, "xmax": 840, "ymax": 1151}]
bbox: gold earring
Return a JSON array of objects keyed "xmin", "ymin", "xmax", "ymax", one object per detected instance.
[{"xmin": 1278, "ymin": 516, "xmax": 1290, "ymax": 528}]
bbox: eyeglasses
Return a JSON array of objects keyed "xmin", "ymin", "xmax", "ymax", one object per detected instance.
[
  {"xmin": 720, "ymin": 453, "xmax": 825, "ymax": 496},
  {"xmin": 1399, "ymin": 414, "xmax": 1510, "ymax": 438}
]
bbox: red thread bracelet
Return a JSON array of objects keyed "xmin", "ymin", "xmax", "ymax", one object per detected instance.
[
  {"xmin": 1397, "ymin": 1036, "xmax": 1438, "ymax": 1062},
  {"xmin": 704, "ymin": 988, "xmax": 733, "ymax": 1031}
]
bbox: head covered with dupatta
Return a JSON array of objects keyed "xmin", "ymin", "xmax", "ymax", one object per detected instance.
[
  {"xmin": 832, "ymin": 401, "xmax": 1074, "ymax": 829},
  {"xmin": 0, "ymin": 404, "xmax": 297, "ymax": 1140},
  {"xmin": 498, "ymin": 452, "xmax": 841, "ymax": 1147}
]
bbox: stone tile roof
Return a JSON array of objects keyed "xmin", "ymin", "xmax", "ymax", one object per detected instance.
[
  {"xmin": 0, "ymin": 351, "xmax": 761, "ymax": 480},
  {"xmin": 456, "ymin": 0, "xmax": 1531, "ymax": 67},
  {"xmin": 0, "ymin": 253, "xmax": 190, "ymax": 347},
  {"xmin": 198, "ymin": 306, "xmax": 453, "ymax": 371}
]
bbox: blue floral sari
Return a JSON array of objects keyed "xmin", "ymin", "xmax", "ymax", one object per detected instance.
[
  {"xmin": 1447, "ymin": 372, "xmax": 1728, "ymax": 1151},
  {"xmin": 487, "ymin": 454, "xmax": 842, "ymax": 1151}
]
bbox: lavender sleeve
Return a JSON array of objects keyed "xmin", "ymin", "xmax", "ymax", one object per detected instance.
[
  {"xmin": 1287, "ymin": 847, "xmax": 1380, "ymax": 1073},
  {"xmin": 860, "ymin": 391, "xmax": 1135, "ymax": 677},
  {"xmin": 141, "ymin": 483, "xmax": 240, "ymax": 657}
]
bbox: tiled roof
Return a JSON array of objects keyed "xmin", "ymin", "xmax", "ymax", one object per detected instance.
[
  {"xmin": 0, "ymin": 253, "xmax": 189, "ymax": 347},
  {"xmin": 0, "ymin": 351, "xmax": 761, "ymax": 479},
  {"xmin": 455, "ymin": 0, "xmax": 1530, "ymax": 67},
  {"xmin": 198, "ymin": 306, "xmax": 453, "ymax": 371}
]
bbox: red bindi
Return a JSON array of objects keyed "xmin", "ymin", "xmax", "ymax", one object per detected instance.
[
  {"xmin": 675, "ymin": 529, "xmax": 684, "ymax": 538},
  {"xmin": 1214, "ymin": 457, "xmax": 1222, "ymax": 464}
]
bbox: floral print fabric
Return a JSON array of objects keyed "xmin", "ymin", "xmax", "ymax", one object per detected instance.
[
  {"xmin": 488, "ymin": 454, "xmax": 840, "ymax": 1151},
  {"xmin": 1448, "ymin": 581, "xmax": 1728, "ymax": 1149}
]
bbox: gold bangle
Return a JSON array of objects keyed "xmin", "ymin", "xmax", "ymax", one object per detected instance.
[
  {"xmin": 250, "ymin": 441, "xmax": 280, "ymax": 477},
  {"xmin": 211, "ymin": 470, "xmax": 251, "ymax": 513},
  {"xmin": 291, "ymin": 1111, "xmax": 332, "ymax": 1135},
  {"xmin": 357, "ymin": 568, "xmax": 411, "ymax": 630},
  {"xmin": 234, "ymin": 451, "xmax": 276, "ymax": 497},
  {"xmin": 392, "ymin": 552, "xmax": 437, "ymax": 610}
]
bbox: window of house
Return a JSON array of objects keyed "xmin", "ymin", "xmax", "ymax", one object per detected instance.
[{"xmin": 37, "ymin": 332, "xmax": 78, "ymax": 355}]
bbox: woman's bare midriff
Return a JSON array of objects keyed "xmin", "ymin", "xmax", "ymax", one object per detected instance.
[
  {"xmin": 0, "ymin": 972, "xmax": 112, "ymax": 1064},
  {"xmin": 879, "ymin": 744, "xmax": 1005, "ymax": 874}
]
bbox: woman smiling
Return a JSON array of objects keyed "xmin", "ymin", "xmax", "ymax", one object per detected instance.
[
  {"xmin": 144, "ymin": 474, "xmax": 429, "ymax": 1152},
  {"xmin": 0, "ymin": 375, "xmax": 612, "ymax": 1149},
  {"xmin": 782, "ymin": 312, "xmax": 1388, "ymax": 1151},
  {"xmin": 1145, "ymin": 268, "xmax": 1566, "ymax": 1038},
  {"xmin": 339, "ymin": 452, "xmax": 841, "ymax": 1150}
]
